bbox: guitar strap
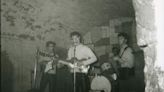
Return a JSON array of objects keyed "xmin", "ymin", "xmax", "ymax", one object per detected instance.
[{"xmin": 119, "ymin": 46, "xmax": 128, "ymax": 58}]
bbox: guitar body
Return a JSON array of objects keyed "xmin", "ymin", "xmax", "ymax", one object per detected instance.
[
  {"xmin": 38, "ymin": 51, "xmax": 58, "ymax": 73},
  {"xmin": 58, "ymin": 58, "xmax": 90, "ymax": 74},
  {"xmin": 68, "ymin": 62, "xmax": 90, "ymax": 73}
]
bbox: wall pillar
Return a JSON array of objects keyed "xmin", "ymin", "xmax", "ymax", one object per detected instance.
[{"xmin": 133, "ymin": 0, "xmax": 164, "ymax": 92}]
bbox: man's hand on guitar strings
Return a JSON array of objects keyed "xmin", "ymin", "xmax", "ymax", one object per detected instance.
[{"xmin": 77, "ymin": 62, "xmax": 84, "ymax": 67}]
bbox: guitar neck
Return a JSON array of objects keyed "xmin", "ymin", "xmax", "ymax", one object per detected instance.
[
  {"xmin": 58, "ymin": 60, "xmax": 71, "ymax": 66},
  {"xmin": 58, "ymin": 59, "xmax": 90, "ymax": 73},
  {"xmin": 39, "ymin": 51, "xmax": 56, "ymax": 58}
]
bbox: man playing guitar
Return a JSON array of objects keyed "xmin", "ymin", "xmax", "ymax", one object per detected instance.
[
  {"xmin": 37, "ymin": 41, "xmax": 58, "ymax": 92},
  {"xmin": 66, "ymin": 31, "xmax": 97, "ymax": 92}
]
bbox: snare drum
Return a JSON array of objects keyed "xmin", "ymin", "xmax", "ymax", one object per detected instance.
[{"xmin": 91, "ymin": 75, "xmax": 112, "ymax": 92}]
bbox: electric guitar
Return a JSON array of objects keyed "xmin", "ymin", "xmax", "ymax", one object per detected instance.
[
  {"xmin": 38, "ymin": 51, "xmax": 58, "ymax": 73},
  {"xmin": 58, "ymin": 58, "xmax": 90, "ymax": 74}
]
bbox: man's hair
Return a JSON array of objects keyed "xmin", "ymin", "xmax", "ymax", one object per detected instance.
[
  {"xmin": 118, "ymin": 32, "xmax": 129, "ymax": 40},
  {"xmin": 70, "ymin": 31, "xmax": 83, "ymax": 42},
  {"xmin": 46, "ymin": 41, "xmax": 56, "ymax": 47},
  {"xmin": 70, "ymin": 31, "xmax": 81, "ymax": 38},
  {"xmin": 118, "ymin": 32, "xmax": 129, "ymax": 43}
]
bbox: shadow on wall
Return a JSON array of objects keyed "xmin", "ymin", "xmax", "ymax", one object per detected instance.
[
  {"xmin": 134, "ymin": 50, "xmax": 145, "ymax": 92},
  {"xmin": 1, "ymin": 51, "xmax": 14, "ymax": 92},
  {"xmin": 55, "ymin": 46, "xmax": 67, "ymax": 59}
]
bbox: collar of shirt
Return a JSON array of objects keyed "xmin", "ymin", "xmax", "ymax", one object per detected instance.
[
  {"xmin": 72, "ymin": 43, "xmax": 82, "ymax": 47},
  {"xmin": 69, "ymin": 44, "xmax": 88, "ymax": 60}
]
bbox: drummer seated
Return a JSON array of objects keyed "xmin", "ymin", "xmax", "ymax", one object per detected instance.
[
  {"xmin": 101, "ymin": 62, "xmax": 119, "ymax": 92},
  {"xmin": 101, "ymin": 62, "xmax": 117, "ymax": 81}
]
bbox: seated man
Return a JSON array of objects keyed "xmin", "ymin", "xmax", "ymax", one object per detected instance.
[
  {"xmin": 101, "ymin": 62, "xmax": 117, "ymax": 82},
  {"xmin": 101, "ymin": 46, "xmax": 120, "ymax": 92}
]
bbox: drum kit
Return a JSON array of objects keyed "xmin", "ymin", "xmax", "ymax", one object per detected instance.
[
  {"xmin": 90, "ymin": 62, "xmax": 118, "ymax": 92},
  {"xmin": 89, "ymin": 66, "xmax": 108, "ymax": 92},
  {"xmin": 91, "ymin": 75, "xmax": 112, "ymax": 92}
]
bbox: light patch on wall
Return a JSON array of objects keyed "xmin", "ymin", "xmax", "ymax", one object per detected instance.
[{"xmin": 155, "ymin": 0, "xmax": 164, "ymax": 71}]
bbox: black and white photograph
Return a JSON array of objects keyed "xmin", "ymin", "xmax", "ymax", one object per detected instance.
[{"xmin": 1, "ymin": 0, "xmax": 164, "ymax": 92}]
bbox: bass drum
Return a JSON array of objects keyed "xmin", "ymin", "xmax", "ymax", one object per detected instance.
[{"xmin": 91, "ymin": 75, "xmax": 112, "ymax": 92}]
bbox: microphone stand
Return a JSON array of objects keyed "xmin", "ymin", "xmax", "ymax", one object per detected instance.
[
  {"xmin": 73, "ymin": 60, "xmax": 76, "ymax": 92},
  {"xmin": 28, "ymin": 47, "xmax": 39, "ymax": 92},
  {"xmin": 73, "ymin": 46, "xmax": 76, "ymax": 92},
  {"xmin": 34, "ymin": 47, "xmax": 39, "ymax": 90}
]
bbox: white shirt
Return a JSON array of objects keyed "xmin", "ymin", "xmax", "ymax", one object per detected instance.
[
  {"xmin": 67, "ymin": 44, "xmax": 97, "ymax": 73},
  {"xmin": 119, "ymin": 44, "xmax": 134, "ymax": 68}
]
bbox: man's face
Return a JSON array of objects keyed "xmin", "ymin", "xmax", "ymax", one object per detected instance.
[
  {"xmin": 71, "ymin": 35, "xmax": 80, "ymax": 46},
  {"xmin": 47, "ymin": 44, "xmax": 54, "ymax": 52},
  {"xmin": 113, "ymin": 49, "xmax": 119, "ymax": 56},
  {"xmin": 118, "ymin": 36, "xmax": 127, "ymax": 46}
]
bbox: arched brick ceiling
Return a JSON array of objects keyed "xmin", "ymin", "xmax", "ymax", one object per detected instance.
[
  {"xmin": 1, "ymin": 0, "xmax": 135, "ymax": 37},
  {"xmin": 51, "ymin": 0, "xmax": 135, "ymax": 34}
]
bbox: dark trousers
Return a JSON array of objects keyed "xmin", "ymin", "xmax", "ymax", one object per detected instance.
[
  {"xmin": 56, "ymin": 68, "xmax": 73, "ymax": 92},
  {"xmin": 118, "ymin": 67, "xmax": 135, "ymax": 80},
  {"xmin": 39, "ymin": 73, "xmax": 56, "ymax": 92},
  {"xmin": 72, "ymin": 73, "xmax": 90, "ymax": 92}
]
